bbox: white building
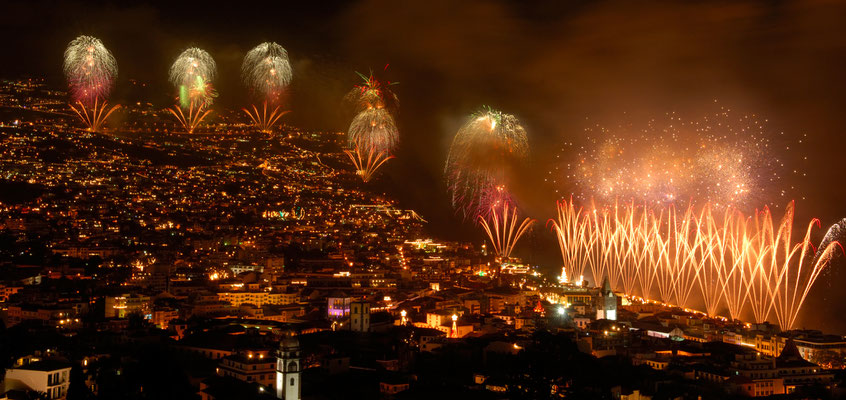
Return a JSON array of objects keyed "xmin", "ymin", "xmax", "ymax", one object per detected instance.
[
  {"xmin": 595, "ymin": 278, "xmax": 617, "ymax": 321},
  {"xmin": 276, "ymin": 332, "xmax": 301, "ymax": 400},
  {"xmin": 2, "ymin": 360, "xmax": 72, "ymax": 399},
  {"xmin": 229, "ymin": 264, "xmax": 264, "ymax": 275},
  {"xmin": 350, "ymin": 301, "xmax": 370, "ymax": 332}
]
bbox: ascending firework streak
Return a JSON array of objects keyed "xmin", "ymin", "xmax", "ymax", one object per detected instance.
[
  {"xmin": 446, "ymin": 108, "xmax": 533, "ymax": 266},
  {"xmin": 63, "ymin": 36, "xmax": 120, "ymax": 132},
  {"xmin": 549, "ymin": 199, "xmax": 842, "ymax": 329},
  {"xmin": 345, "ymin": 71, "xmax": 399, "ymax": 182},
  {"xmin": 168, "ymin": 48, "xmax": 217, "ymax": 134},
  {"xmin": 241, "ymin": 42, "xmax": 292, "ymax": 132}
]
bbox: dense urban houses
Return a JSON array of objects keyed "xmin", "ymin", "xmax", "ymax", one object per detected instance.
[{"xmin": 1, "ymin": 60, "xmax": 846, "ymax": 400}]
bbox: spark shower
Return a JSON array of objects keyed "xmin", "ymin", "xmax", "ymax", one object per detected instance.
[{"xmin": 549, "ymin": 198, "xmax": 842, "ymax": 330}]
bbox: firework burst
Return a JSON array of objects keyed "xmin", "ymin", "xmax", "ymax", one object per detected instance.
[
  {"xmin": 63, "ymin": 35, "xmax": 119, "ymax": 132},
  {"xmin": 446, "ymin": 107, "xmax": 534, "ymax": 268},
  {"xmin": 241, "ymin": 42, "xmax": 292, "ymax": 132},
  {"xmin": 348, "ymin": 107, "xmax": 398, "ymax": 153},
  {"xmin": 168, "ymin": 48, "xmax": 217, "ymax": 133},
  {"xmin": 550, "ymin": 106, "xmax": 805, "ymax": 211},
  {"xmin": 242, "ymin": 42, "xmax": 292, "ymax": 102},
  {"xmin": 445, "ymin": 107, "xmax": 529, "ymax": 220},
  {"xmin": 64, "ymin": 35, "xmax": 117, "ymax": 104},
  {"xmin": 345, "ymin": 70, "xmax": 399, "ymax": 114},
  {"xmin": 345, "ymin": 70, "xmax": 399, "ymax": 182},
  {"xmin": 169, "ymin": 48, "xmax": 216, "ymax": 95}
]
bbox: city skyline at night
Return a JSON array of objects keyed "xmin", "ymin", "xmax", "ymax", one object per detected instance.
[{"xmin": 1, "ymin": 1, "xmax": 846, "ymax": 399}]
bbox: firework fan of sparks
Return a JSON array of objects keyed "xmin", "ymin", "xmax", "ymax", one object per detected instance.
[
  {"xmin": 550, "ymin": 106, "xmax": 806, "ymax": 210},
  {"xmin": 241, "ymin": 42, "xmax": 292, "ymax": 103},
  {"xmin": 549, "ymin": 199, "xmax": 843, "ymax": 329},
  {"xmin": 63, "ymin": 36, "xmax": 117, "ymax": 105},
  {"xmin": 446, "ymin": 107, "xmax": 529, "ymax": 220},
  {"xmin": 169, "ymin": 48, "xmax": 217, "ymax": 108}
]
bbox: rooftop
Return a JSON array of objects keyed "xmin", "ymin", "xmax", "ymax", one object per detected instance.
[{"xmin": 13, "ymin": 360, "xmax": 72, "ymax": 372}]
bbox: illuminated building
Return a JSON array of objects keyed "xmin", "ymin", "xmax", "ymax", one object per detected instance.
[
  {"xmin": 775, "ymin": 340, "xmax": 835, "ymax": 393},
  {"xmin": 499, "ymin": 261, "xmax": 530, "ymax": 275},
  {"xmin": 276, "ymin": 332, "xmax": 301, "ymax": 400},
  {"xmin": 403, "ymin": 238, "xmax": 448, "ymax": 251},
  {"xmin": 350, "ymin": 301, "xmax": 370, "ymax": 332},
  {"xmin": 327, "ymin": 293, "xmax": 351, "ymax": 318},
  {"xmin": 2, "ymin": 360, "xmax": 72, "ymax": 400},
  {"xmin": 0, "ymin": 284, "xmax": 22, "ymax": 302},
  {"xmin": 595, "ymin": 278, "xmax": 617, "ymax": 321},
  {"xmin": 104, "ymin": 293, "xmax": 150, "ymax": 318},
  {"xmin": 753, "ymin": 330, "xmax": 846, "ymax": 363},
  {"xmin": 379, "ymin": 380, "xmax": 410, "ymax": 395},
  {"xmin": 4, "ymin": 305, "xmax": 80, "ymax": 329},
  {"xmin": 151, "ymin": 308, "xmax": 179, "ymax": 329},
  {"xmin": 217, "ymin": 291, "xmax": 298, "ymax": 308},
  {"xmin": 217, "ymin": 349, "xmax": 275, "ymax": 387},
  {"xmin": 228, "ymin": 264, "xmax": 264, "ymax": 275},
  {"xmin": 730, "ymin": 352, "xmax": 785, "ymax": 397},
  {"xmin": 426, "ymin": 311, "xmax": 452, "ymax": 329}
]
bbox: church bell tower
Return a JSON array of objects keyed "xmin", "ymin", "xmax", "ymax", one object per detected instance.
[{"xmin": 276, "ymin": 331, "xmax": 301, "ymax": 400}]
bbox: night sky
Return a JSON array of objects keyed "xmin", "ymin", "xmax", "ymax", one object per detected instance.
[{"xmin": 2, "ymin": 0, "xmax": 846, "ymax": 330}]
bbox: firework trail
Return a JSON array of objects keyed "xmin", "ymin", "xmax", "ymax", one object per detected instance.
[
  {"xmin": 168, "ymin": 47, "xmax": 217, "ymax": 133},
  {"xmin": 63, "ymin": 35, "xmax": 119, "ymax": 132},
  {"xmin": 445, "ymin": 107, "xmax": 529, "ymax": 220},
  {"xmin": 241, "ymin": 42, "xmax": 292, "ymax": 132},
  {"xmin": 345, "ymin": 70, "xmax": 399, "ymax": 181},
  {"xmin": 816, "ymin": 218, "xmax": 846, "ymax": 263}
]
